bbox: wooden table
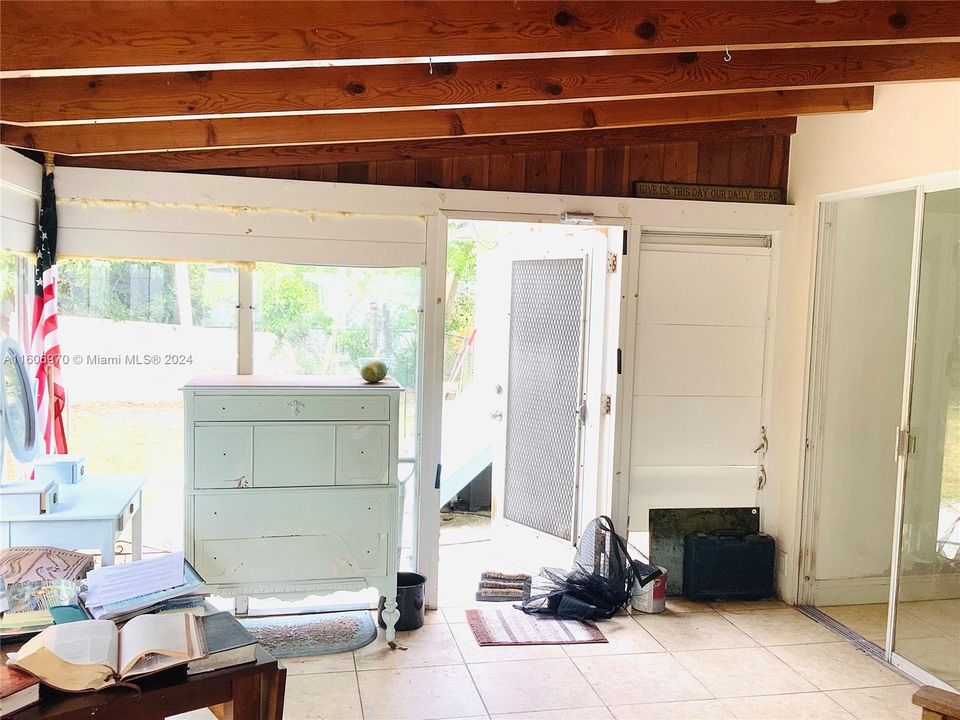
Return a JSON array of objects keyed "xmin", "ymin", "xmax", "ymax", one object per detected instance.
[
  {"xmin": 8, "ymin": 646, "xmax": 286, "ymax": 720},
  {"xmin": 0, "ymin": 476, "xmax": 145, "ymax": 565}
]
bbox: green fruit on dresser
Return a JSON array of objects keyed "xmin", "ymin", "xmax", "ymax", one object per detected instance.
[{"xmin": 360, "ymin": 360, "xmax": 388, "ymax": 383}]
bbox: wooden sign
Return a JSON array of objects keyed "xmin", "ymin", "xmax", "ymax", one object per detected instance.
[{"xmin": 632, "ymin": 181, "xmax": 784, "ymax": 204}]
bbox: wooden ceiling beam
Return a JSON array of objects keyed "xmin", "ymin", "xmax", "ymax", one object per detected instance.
[
  {"xmin": 2, "ymin": 1, "xmax": 958, "ymax": 72},
  {"xmin": 2, "ymin": 43, "xmax": 956, "ymax": 125},
  {"xmin": 51, "ymin": 118, "xmax": 798, "ymax": 172},
  {"xmin": 0, "ymin": 87, "xmax": 871, "ymax": 156}
]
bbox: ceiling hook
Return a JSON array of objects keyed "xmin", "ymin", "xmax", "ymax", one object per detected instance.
[{"xmin": 723, "ymin": 45, "xmax": 732, "ymax": 62}]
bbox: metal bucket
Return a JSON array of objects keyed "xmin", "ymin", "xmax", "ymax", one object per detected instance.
[{"xmin": 630, "ymin": 566, "xmax": 667, "ymax": 613}]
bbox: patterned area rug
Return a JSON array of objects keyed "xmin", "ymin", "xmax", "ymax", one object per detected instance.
[
  {"xmin": 240, "ymin": 611, "xmax": 377, "ymax": 658},
  {"xmin": 466, "ymin": 608, "xmax": 607, "ymax": 646}
]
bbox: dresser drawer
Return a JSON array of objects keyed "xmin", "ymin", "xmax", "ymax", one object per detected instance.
[
  {"xmin": 196, "ymin": 534, "xmax": 386, "ymax": 584},
  {"xmin": 194, "ymin": 395, "xmax": 389, "ymax": 422},
  {"xmin": 192, "ymin": 488, "xmax": 393, "ymax": 584},
  {"xmin": 336, "ymin": 425, "xmax": 390, "ymax": 485},
  {"xmin": 253, "ymin": 424, "xmax": 335, "ymax": 487},
  {"xmin": 193, "ymin": 488, "xmax": 392, "ymax": 539},
  {"xmin": 194, "ymin": 426, "xmax": 253, "ymax": 489}
]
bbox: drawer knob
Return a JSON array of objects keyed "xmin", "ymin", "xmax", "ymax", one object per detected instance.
[{"xmin": 287, "ymin": 400, "xmax": 305, "ymax": 415}]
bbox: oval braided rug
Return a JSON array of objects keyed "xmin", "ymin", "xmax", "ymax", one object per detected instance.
[{"xmin": 239, "ymin": 610, "xmax": 377, "ymax": 657}]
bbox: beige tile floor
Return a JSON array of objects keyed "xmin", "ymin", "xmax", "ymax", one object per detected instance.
[
  {"xmin": 820, "ymin": 599, "xmax": 960, "ymax": 689},
  {"xmin": 172, "ymin": 600, "xmax": 922, "ymax": 720}
]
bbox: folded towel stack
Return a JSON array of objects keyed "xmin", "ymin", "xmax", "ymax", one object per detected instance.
[{"xmin": 476, "ymin": 571, "xmax": 531, "ymax": 602}]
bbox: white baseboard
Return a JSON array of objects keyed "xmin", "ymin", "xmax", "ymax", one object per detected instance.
[{"xmin": 814, "ymin": 573, "xmax": 960, "ymax": 606}]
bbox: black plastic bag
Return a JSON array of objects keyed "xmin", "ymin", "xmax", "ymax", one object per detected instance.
[{"xmin": 521, "ymin": 516, "xmax": 662, "ymax": 621}]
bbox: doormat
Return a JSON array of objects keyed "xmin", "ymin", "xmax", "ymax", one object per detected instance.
[
  {"xmin": 466, "ymin": 608, "xmax": 607, "ymax": 646},
  {"xmin": 240, "ymin": 610, "xmax": 377, "ymax": 658}
]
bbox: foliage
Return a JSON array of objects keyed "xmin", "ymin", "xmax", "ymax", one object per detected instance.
[
  {"xmin": 445, "ymin": 236, "xmax": 478, "ymax": 335},
  {"xmin": 0, "ymin": 252, "xmax": 16, "ymax": 303},
  {"xmin": 257, "ymin": 264, "xmax": 333, "ymax": 372}
]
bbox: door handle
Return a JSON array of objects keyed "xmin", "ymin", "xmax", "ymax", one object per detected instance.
[{"xmin": 575, "ymin": 401, "xmax": 587, "ymax": 426}]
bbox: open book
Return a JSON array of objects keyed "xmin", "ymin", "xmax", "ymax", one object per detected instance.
[{"xmin": 10, "ymin": 613, "xmax": 206, "ymax": 692}]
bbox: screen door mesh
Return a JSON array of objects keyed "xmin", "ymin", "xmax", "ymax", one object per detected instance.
[{"xmin": 503, "ymin": 257, "xmax": 585, "ymax": 540}]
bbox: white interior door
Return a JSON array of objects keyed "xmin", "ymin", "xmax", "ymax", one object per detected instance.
[{"xmin": 628, "ymin": 240, "xmax": 771, "ymax": 533}]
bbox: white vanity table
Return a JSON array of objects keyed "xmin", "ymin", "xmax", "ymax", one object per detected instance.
[{"xmin": 182, "ymin": 375, "xmax": 403, "ymax": 641}]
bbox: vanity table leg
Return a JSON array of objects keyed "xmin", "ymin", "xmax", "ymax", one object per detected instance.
[
  {"xmin": 100, "ymin": 533, "xmax": 116, "ymax": 566},
  {"xmin": 131, "ymin": 500, "xmax": 143, "ymax": 561},
  {"xmin": 382, "ymin": 596, "xmax": 400, "ymax": 643}
]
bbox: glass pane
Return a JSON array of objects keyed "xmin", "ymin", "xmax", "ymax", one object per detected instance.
[
  {"xmin": 894, "ymin": 188, "xmax": 960, "ymax": 687},
  {"xmin": 57, "ymin": 259, "xmax": 238, "ymax": 553},
  {"xmin": 253, "ymin": 263, "xmax": 422, "ymax": 571},
  {"xmin": 811, "ymin": 190, "xmax": 918, "ymax": 648}
]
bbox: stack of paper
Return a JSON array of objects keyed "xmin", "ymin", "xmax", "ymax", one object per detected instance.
[{"xmin": 83, "ymin": 553, "xmax": 205, "ymax": 621}]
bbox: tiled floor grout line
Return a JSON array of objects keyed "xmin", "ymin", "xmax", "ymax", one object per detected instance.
[
  {"xmin": 309, "ymin": 604, "xmax": 935, "ymax": 719},
  {"xmin": 462, "ymin": 656, "xmax": 494, "ymax": 720},
  {"xmin": 351, "ymin": 648, "xmax": 367, "ymax": 720},
  {"xmin": 663, "ymin": 646, "xmax": 720, "ymax": 702}
]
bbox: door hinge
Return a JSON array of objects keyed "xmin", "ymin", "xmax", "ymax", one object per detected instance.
[
  {"xmin": 616, "ymin": 348, "xmax": 622, "ymax": 375},
  {"xmin": 622, "ymin": 231, "xmax": 628, "ymax": 256},
  {"xmin": 607, "ymin": 252, "xmax": 618, "ymax": 273},
  {"xmin": 601, "ymin": 394, "xmax": 612, "ymax": 415},
  {"xmin": 895, "ymin": 426, "xmax": 911, "ymax": 461}
]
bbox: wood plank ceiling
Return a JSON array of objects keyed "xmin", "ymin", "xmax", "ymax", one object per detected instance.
[{"xmin": 1, "ymin": 1, "xmax": 959, "ymax": 182}]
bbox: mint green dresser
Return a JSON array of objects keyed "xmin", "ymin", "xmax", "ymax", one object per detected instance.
[{"xmin": 183, "ymin": 375, "xmax": 403, "ymax": 641}]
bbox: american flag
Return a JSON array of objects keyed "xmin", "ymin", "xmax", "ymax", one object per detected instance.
[{"xmin": 30, "ymin": 170, "xmax": 68, "ymax": 454}]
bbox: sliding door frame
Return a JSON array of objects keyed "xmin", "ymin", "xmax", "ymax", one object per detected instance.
[{"xmin": 798, "ymin": 170, "xmax": 960, "ymax": 685}]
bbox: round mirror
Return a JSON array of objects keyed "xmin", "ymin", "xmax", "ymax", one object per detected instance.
[{"xmin": 0, "ymin": 335, "xmax": 39, "ymax": 465}]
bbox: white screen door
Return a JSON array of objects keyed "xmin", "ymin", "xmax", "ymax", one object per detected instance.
[{"xmin": 501, "ymin": 255, "xmax": 590, "ymax": 541}]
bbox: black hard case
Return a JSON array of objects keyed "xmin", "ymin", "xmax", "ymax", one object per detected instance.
[{"xmin": 682, "ymin": 530, "xmax": 776, "ymax": 601}]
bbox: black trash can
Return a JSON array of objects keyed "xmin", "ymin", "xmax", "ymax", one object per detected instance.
[{"xmin": 378, "ymin": 572, "xmax": 427, "ymax": 631}]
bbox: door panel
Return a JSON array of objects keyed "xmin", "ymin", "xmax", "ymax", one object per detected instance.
[
  {"xmin": 809, "ymin": 191, "xmax": 916, "ymax": 597},
  {"xmin": 503, "ymin": 257, "xmax": 587, "ymax": 541},
  {"xmin": 893, "ymin": 188, "xmax": 960, "ymax": 687},
  {"xmin": 629, "ymin": 245, "xmax": 770, "ymax": 533}
]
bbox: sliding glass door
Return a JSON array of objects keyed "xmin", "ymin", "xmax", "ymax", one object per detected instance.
[
  {"xmin": 806, "ymin": 180, "xmax": 960, "ymax": 689},
  {"xmin": 891, "ymin": 188, "xmax": 960, "ymax": 687}
]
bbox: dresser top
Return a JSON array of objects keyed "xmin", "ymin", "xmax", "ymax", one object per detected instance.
[{"xmin": 183, "ymin": 374, "xmax": 403, "ymax": 390}]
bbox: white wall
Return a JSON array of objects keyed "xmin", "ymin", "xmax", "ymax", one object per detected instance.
[
  {"xmin": 775, "ymin": 81, "xmax": 960, "ymax": 602},
  {"xmin": 0, "ymin": 147, "xmax": 793, "ymax": 608}
]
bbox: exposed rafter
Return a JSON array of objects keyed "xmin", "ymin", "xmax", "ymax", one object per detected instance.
[
  {"xmin": 2, "ymin": 43, "xmax": 955, "ymax": 125},
  {"xmin": 1, "ymin": 88, "xmax": 871, "ymax": 156},
  {"xmin": 2, "ymin": 1, "xmax": 958, "ymax": 73}
]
